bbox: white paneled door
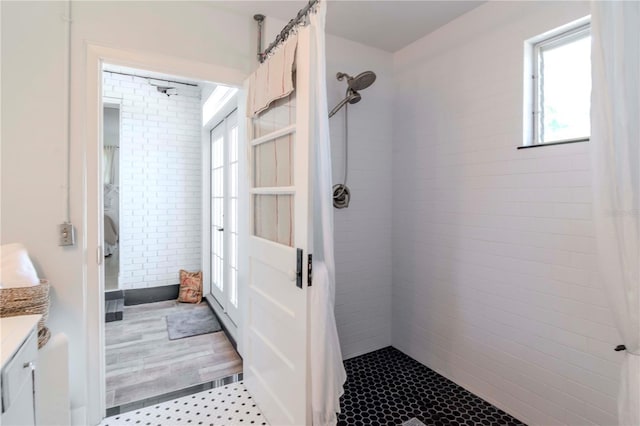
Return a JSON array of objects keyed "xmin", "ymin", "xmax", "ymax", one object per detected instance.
[
  {"xmin": 243, "ymin": 29, "xmax": 313, "ymax": 425},
  {"xmin": 210, "ymin": 110, "xmax": 240, "ymax": 325}
]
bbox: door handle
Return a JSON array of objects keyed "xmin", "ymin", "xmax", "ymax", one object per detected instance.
[
  {"xmin": 23, "ymin": 361, "xmax": 36, "ymax": 420},
  {"xmin": 216, "ymin": 227, "xmax": 224, "ymax": 232},
  {"xmin": 296, "ymin": 248, "xmax": 303, "ymax": 288}
]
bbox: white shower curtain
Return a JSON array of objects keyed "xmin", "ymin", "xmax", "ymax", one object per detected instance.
[
  {"xmin": 591, "ymin": 2, "xmax": 640, "ymax": 425},
  {"xmin": 309, "ymin": 2, "xmax": 347, "ymax": 425}
]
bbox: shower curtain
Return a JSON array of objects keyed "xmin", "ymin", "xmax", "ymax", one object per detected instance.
[
  {"xmin": 591, "ymin": 2, "xmax": 640, "ymax": 425},
  {"xmin": 309, "ymin": 2, "xmax": 347, "ymax": 425}
]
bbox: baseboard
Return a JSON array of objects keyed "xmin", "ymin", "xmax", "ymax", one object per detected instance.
[
  {"xmin": 104, "ymin": 290, "xmax": 124, "ymax": 301},
  {"xmin": 123, "ymin": 284, "xmax": 180, "ymax": 306},
  {"xmin": 203, "ymin": 294, "xmax": 239, "ymax": 354}
]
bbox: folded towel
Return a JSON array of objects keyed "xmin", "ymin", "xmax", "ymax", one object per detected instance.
[
  {"xmin": 247, "ymin": 33, "xmax": 298, "ymax": 117},
  {"xmin": 0, "ymin": 243, "xmax": 40, "ymax": 289}
]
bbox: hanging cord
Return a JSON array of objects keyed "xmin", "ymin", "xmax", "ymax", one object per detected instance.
[{"xmin": 333, "ymin": 98, "xmax": 351, "ymax": 209}]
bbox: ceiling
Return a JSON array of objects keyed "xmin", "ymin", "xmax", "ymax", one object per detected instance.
[{"xmin": 217, "ymin": 1, "xmax": 484, "ymax": 52}]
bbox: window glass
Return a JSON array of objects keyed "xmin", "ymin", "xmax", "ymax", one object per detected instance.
[{"xmin": 534, "ymin": 25, "xmax": 591, "ymax": 144}]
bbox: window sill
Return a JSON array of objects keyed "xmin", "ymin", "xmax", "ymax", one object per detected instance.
[{"xmin": 518, "ymin": 138, "xmax": 589, "ymax": 149}]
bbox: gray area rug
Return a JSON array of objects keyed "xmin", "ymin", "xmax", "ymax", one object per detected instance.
[{"xmin": 166, "ymin": 306, "xmax": 222, "ymax": 340}]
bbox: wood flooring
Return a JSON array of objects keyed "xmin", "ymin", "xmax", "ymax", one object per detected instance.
[{"xmin": 105, "ymin": 300, "xmax": 242, "ymax": 408}]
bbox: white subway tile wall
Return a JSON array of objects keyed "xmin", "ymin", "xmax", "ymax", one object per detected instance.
[
  {"xmin": 103, "ymin": 72, "xmax": 202, "ymax": 289},
  {"xmin": 391, "ymin": 2, "xmax": 622, "ymax": 426},
  {"xmin": 326, "ymin": 36, "xmax": 394, "ymax": 359}
]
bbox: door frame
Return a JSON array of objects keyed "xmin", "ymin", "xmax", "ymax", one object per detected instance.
[
  {"xmin": 85, "ymin": 43, "xmax": 247, "ymax": 426},
  {"xmin": 202, "ymin": 102, "xmax": 244, "ymax": 343}
]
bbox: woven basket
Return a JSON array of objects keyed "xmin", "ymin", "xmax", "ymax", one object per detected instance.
[{"xmin": 0, "ymin": 279, "xmax": 51, "ymax": 348}]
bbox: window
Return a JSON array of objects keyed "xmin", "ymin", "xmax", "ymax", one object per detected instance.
[
  {"xmin": 202, "ymin": 85, "xmax": 238, "ymax": 126},
  {"xmin": 528, "ymin": 22, "xmax": 591, "ymax": 146},
  {"xmin": 209, "ymin": 110, "xmax": 240, "ymax": 324}
]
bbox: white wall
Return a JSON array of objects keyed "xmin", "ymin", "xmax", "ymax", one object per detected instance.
[
  {"xmin": 325, "ymin": 35, "xmax": 394, "ymax": 359},
  {"xmin": 391, "ymin": 2, "xmax": 622, "ymax": 425},
  {"xmin": 103, "ymin": 72, "xmax": 202, "ymax": 289},
  {"xmin": 1, "ymin": 1, "xmax": 252, "ymax": 420},
  {"xmin": 4, "ymin": 1, "xmax": 619, "ymax": 425}
]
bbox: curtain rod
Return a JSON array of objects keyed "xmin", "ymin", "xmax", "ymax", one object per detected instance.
[
  {"xmin": 103, "ymin": 70, "xmax": 198, "ymax": 87},
  {"xmin": 256, "ymin": 0, "xmax": 319, "ymax": 63}
]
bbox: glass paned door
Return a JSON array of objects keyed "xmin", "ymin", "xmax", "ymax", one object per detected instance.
[
  {"xmin": 209, "ymin": 110, "xmax": 239, "ymax": 324},
  {"xmin": 243, "ymin": 27, "xmax": 313, "ymax": 426}
]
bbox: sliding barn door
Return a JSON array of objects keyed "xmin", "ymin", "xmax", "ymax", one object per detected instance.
[{"xmin": 243, "ymin": 29, "xmax": 313, "ymax": 425}]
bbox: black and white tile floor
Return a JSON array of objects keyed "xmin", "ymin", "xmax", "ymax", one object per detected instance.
[
  {"xmin": 101, "ymin": 347, "xmax": 526, "ymax": 426},
  {"xmin": 100, "ymin": 382, "xmax": 268, "ymax": 426},
  {"xmin": 338, "ymin": 347, "xmax": 526, "ymax": 426}
]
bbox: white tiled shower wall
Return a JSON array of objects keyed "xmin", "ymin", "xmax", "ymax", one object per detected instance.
[
  {"xmin": 326, "ymin": 35, "xmax": 394, "ymax": 359},
  {"xmin": 103, "ymin": 72, "xmax": 202, "ymax": 289},
  {"xmin": 391, "ymin": 2, "xmax": 622, "ymax": 426}
]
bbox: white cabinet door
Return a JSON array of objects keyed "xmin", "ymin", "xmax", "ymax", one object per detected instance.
[{"xmin": 1, "ymin": 328, "xmax": 37, "ymax": 426}]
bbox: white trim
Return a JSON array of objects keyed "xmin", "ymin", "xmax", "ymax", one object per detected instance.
[
  {"xmin": 532, "ymin": 22, "xmax": 590, "ymax": 145},
  {"xmin": 250, "ymin": 186, "xmax": 296, "ymax": 195},
  {"xmin": 523, "ymin": 16, "xmax": 591, "ymax": 147},
  {"xmin": 203, "ymin": 93, "xmax": 239, "ymax": 133},
  {"xmin": 209, "ymin": 119, "xmax": 227, "ymax": 308},
  {"xmin": 205, "ymin": 293, "xmax": 238, "ymax": 341},
  {"xmin": 206, "ymin": 110, "xmax": 241, "ymax": 326},
  {"xmin": 85, "ymin": 43, "xmax": 247, "ymax": 425},
  {"xmin": 102, "ymin": 96, "xmax": 121, "ymax": 109},
  {"xmin": 203, "ymin": 87, "xmax": 239, "ymax": 128},
  {"xmin": 250, "ymin": 125, "xmax": 296, "ymax": 147}
]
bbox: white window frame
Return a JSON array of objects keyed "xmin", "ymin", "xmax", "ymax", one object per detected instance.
[
  {"xmin": 201, "ymin": 93, "xmax": 244, "ymax": 344},
  {"xmin": 524, "ymin": 18, "xmax": 591, "ymax": 147}
]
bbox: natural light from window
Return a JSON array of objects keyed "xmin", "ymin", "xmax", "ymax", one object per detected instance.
[
  {"xmin": 536, "ymin": 30, "xmax": 591, "ymax": 144},
  {"xmin": 203, "ymin": 85, "xmax": 238, "ymax": 126}
]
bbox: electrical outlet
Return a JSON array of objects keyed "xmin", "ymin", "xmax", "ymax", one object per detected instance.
[{"xmin": 59, "ymin": 223, "xmax": 75, "ymax": 246}]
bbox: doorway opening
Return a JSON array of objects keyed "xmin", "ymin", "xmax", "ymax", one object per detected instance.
[{"xmin": 100, "ymin": 63, "xmax": 243, "ymax": 416}]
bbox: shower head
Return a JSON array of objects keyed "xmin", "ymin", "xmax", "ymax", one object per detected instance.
[
  {"xmin": 329, "ymin": 89, "xmax": 361, "ymax": 118},
  {"xmin": 336, "ymin": 71, "xmax": 377, "ymax": 92},
  {"xmin": 329, "ymin": 70, "xmax": 375, "ymax": 118},
  {"xmin": 349, "ymin": 71, "xmax": 376, "ymax": 91},
  {"xmin": 348, "ymin": 90, "xmax": 361, "ymax": 104}
]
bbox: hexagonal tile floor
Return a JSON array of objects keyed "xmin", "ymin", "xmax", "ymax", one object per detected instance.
[
  {"xmin": 337, "ymin": 347, "xmax": 526, "ymax": 426},
  {"xmin": 99, "ymin": 382, "xmax": 268, "ymax": 426}
]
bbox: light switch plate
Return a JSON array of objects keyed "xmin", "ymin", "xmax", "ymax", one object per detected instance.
[{"xmin": 58, "ymin": 223, "xmax": 75, "ymax": 246}]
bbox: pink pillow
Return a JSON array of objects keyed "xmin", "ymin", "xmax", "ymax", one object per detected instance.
[{"xmin": 177, "ymin": 270, "xmax": 202, "ymax": 303}]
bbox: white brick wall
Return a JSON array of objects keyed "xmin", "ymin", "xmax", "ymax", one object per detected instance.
[
  {"xmin": 326, "ymin": 35, "xmax": 394, "ymax": 359},
  {"xmin": 392, "ymin": 2, "xmax": 622, "ymax": 425},
  {"xmin": 103, "ymin": 72, "xmax": 202, "ymax": 289}
]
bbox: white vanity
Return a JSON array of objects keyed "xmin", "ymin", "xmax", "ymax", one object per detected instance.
[{"xmin": 1, "ymin": 315, "xmax": 40, "ymax": 426}]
